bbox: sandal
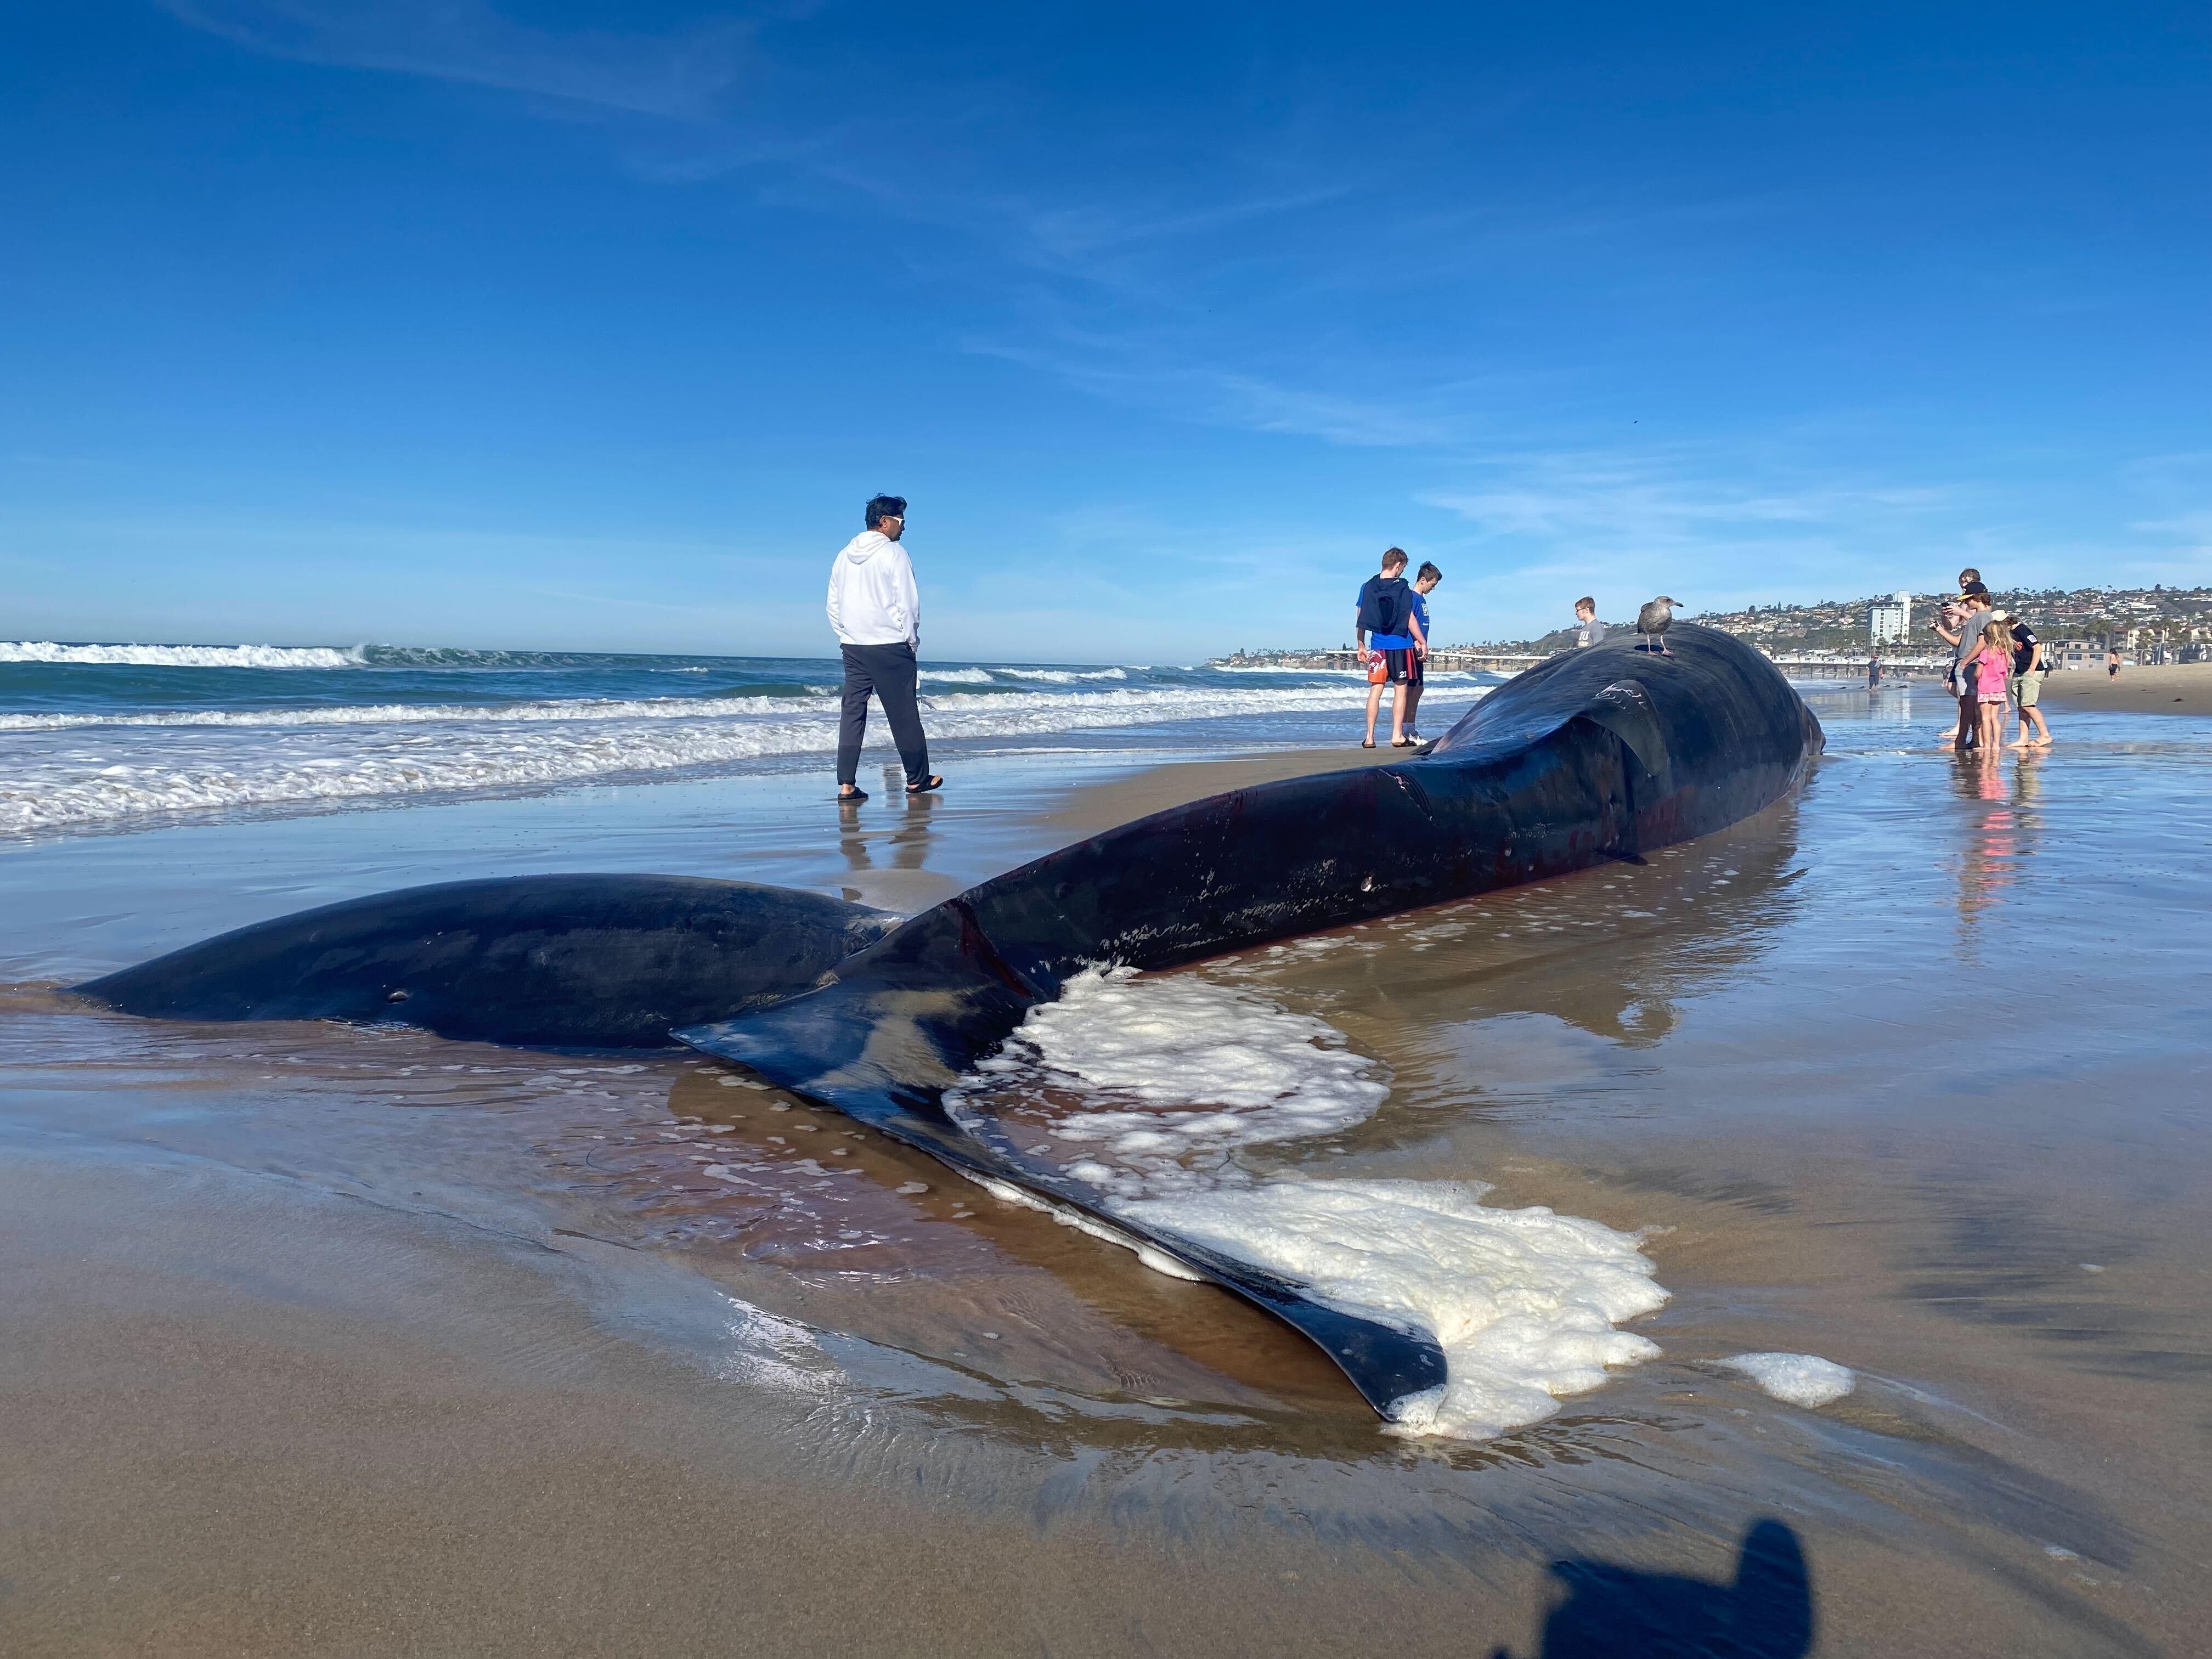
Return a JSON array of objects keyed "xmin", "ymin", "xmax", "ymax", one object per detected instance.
[
  {"xmin": 906, "ymin": 775, "xmax": 944, "ymax": 795},
  {"xmin": 1360, "ymin": 740, "xmax": 1376, "ymax": 749},
  {"xmin": 1391, "ymin": 738, "xmax": 1418, "ymax": 748},
  {"xmin": 837, "ymin": 786, "xmax": 868, "ymax": 803}
]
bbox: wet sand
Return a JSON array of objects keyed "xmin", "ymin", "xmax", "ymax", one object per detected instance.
[
  {"xmin": 4, "ymin": 695, "xmax": 2209, "ymax": 1655},
  {"xmin": 1040, "ymin": 743, "xmax": 1404, "ymax": 835},
  {"xmin": 2034, "ymin": 661, "xmax": 2212, "ymax": 716}
]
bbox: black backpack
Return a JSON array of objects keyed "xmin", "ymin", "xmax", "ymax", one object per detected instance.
[{"xmin": 1359, "ymin": 577, "xmax": 1408, "ymax": 639}]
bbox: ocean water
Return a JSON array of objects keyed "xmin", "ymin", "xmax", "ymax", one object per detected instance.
[{"xmin": 0, "ymin": 641, "xmax": 1499, "ymax": 836}]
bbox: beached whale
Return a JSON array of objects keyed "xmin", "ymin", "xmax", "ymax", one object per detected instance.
[
  {"xmin": 77, "ymin": 623, "xmax": 1821, "ymax": 1418},
  {"xmin": 675, "ymin": 623, "xmax": 1822, "ymax": 1410}
]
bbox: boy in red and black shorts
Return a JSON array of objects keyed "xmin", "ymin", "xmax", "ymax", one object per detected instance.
[{"xmin": 1355, "ymin": 548, "xmax": 1421, "ymax": 748}]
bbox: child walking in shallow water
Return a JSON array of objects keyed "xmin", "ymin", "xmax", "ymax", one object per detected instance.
[{"xmin": 1966, "ymin": 618, "xmax": 2013, "ymax": 752}]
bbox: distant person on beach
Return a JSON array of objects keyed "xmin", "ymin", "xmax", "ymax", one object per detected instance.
[
  {"xmin": 2008, "ymin": 614, "xmax": 2052, "ymax": 748},
  {"xmin": 1935, "ymin": 581, "xmax": 1996, "ymax": 749},
  {"xmin": 1573, "ymin": 597, "xmax": 1607, "ymax": 647},
  {"xmin": 1355, "ymin": 548, "xmax": 1421, "ymax": 748},
  {"xmin": 2108, "ymin": 647, "xmax": 2121, "ymax": 678},
  {"xmin": 1401, "ymin": 562, "xmax": 1443, "ymax": 741},
  {"xmin": 1963, "ymin": 618, "xmax": 2014, "ymax": 754},
  {"xmin": 827, "ymin": 494, "xmax": 942, "ymax": 802}
]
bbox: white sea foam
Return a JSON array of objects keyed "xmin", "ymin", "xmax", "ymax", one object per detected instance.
[
  {"xmin": 0, "ymin": 682, "xmax": 1409, "ymax": 831},
  {"xmin": 996, "ymin": 667, "xmax": 1129, "ymax": 682},
  {"xmin": 0, "ymin": 640, "xmax": 363, "ymax": 668},
  {"xmin": 952, "ymin": 967, "xmax": 1387, "ymax": 1200},
  {"xmin": 0, "ymin": 692, "xmax": 824, "ymax": 732},
  {"xmin": 1131, "ymin": 1182, "xmax": 1667, "ymax": 1440},
  {"xmin": 947, "ymin": 967, "xmax": 1668, "ymax": 1441},
  {"xmin": 1723, "ymin": 1352, "xmax": 1855, "ymax": 1406}
]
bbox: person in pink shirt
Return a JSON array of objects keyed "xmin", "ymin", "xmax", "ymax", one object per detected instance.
[{"xmin": 1963, "ymin": 618, "xmax": 2014, "ymax": 753}]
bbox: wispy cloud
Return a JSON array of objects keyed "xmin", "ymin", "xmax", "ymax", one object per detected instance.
[
  {"xmin": 973, "ymin": 335, "xmax": 1457, "ymax": 448},
  {"xmin": 150, "ymin": 3, "xmax": 1679, "ymax": 459},
  {"xmin": 158, "ymin": 0, "xmax": 759, "ymax": 121},
  {"xmin": 1421, "ymin": 450, "xmax": 1956, "ymax": 546},
  {"xmin": 1409, "ymin": 445, "xmax": 1995, "ymax": 620}
]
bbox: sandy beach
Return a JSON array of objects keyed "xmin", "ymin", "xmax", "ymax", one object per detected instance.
[
  {"xmin": 4, "ymin": 688, "xmax": 2209, "ymax": 1656},
  {"xmin": 2035, "ymin": 661, "xmax": 2212, "ymax": 716}
]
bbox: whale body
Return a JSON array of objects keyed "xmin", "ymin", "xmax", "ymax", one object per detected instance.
[
  {"xmin": 676, "ymin": 624, "xmax": 1823, "ymax": 1412},
  {"xmin": 77, "ymin": 625, "xmax": 1822, "ymax": 1416}
]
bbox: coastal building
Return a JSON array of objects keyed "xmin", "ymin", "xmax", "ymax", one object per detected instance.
[{"xmin": 1870, "ymin": 591, "xmax": 1911, "ymax": 642}]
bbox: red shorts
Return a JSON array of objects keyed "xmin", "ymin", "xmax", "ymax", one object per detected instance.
[{"xmin": 1373, "ymin": 648, "xmax": 1410, "ymax": 684}]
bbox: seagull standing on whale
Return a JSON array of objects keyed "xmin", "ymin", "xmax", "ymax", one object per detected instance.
[{"xmin": 1637, "ymin": 596, "xmax": 1678, "ymax": 655}]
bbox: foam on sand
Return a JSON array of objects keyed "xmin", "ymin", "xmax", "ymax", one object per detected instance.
[
  {"xmin": 953, "ymin": 967, "xmax": 1387, "ymax": 1199},
  {"xmin": 1723, "ymin": 1352, "xmax": 1855, "ymax": 1406},
  {"xmin": 1129, "ymin": 1181, "xmax": 1666, "ymax": 1439},
  {"xmin": 949, "ymin": 967, "xmax": 1669, "ymax": 1440}
]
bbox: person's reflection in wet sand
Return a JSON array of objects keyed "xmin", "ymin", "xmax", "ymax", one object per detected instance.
[
  {"xmin": 1493, "ymin": 1518, "xmax": 1813, "ymax": 1659},
  {"xmin": 836, "ymin": 794, "xmax": 874, "ymax": 902},
  {"xmin": 890, "ymin": 783, "xmax": 939, "ymax": 869},
  {"xmin": 1953, "ymin": 750, "xmax": 2043, "ymax": 938},
  {"xmin": 838, "ymin": 768, "xmax": 945, "ymax": 906}
]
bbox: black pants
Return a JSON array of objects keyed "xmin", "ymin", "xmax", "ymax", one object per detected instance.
[{"xmin": 837, "ymin": 642, "xmax": 931, "ymax": 788}]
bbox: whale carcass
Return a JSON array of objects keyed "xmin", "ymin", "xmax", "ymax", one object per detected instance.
[{"xmin": 75, "ymin": 624, "xmax": 1822, "ymax": 1415}]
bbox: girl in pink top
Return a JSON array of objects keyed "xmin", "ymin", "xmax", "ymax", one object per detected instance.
[{"xmin": 1965, "ymin": 618, "xmax": 2013, "ymax": 752}]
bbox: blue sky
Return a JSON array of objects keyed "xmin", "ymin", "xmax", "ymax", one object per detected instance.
[{"xmin": 4, "ymin": 2, "xmax": 2208, "ymax": 661}]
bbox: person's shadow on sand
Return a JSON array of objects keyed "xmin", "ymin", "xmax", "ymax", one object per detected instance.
[{"xmin": 1493, "ymin": 1519, "xmax": 1813, "ymax": 1659}]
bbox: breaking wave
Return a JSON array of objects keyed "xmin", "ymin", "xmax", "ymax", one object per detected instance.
[
  {"xmin": 0, "ymin": 681, "xmax": 1457, "ymax": 832},
  {"xmin": 0, "ymin": 641, "xmax": 364, "ymax": 669}
]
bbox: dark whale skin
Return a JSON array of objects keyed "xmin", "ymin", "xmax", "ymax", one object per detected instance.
[
  {"xmin": 74, "ymin": 874, "xmax": 896, "ymax": 1049},
  {"xmin": 677, "ymin": 624, "xmax": 1824, "ymax": 1417}
]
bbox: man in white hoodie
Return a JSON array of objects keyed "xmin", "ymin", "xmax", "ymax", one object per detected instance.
[{"xmin": 827, "ymin": 494, "xmax": 941, "ymax": 801}]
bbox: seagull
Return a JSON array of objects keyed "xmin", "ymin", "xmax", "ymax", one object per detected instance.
[{"xmin": 1636, "ymin": 596, "xmax": 1678, "ymax": 655}]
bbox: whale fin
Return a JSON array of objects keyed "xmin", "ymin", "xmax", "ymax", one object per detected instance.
[
  {"xmin": 1577, "ymin": 679, "xmax": 1674, "ymax": 791},
  {"xmin": 676, "ymin": 980, "xmax": 1449, "ymax": 1416}
]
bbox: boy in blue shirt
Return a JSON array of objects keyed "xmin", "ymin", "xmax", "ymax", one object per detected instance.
[
  {"xmin": 1355, "ymin": 548, "xmax": 1425, "ymax": 748},
  {"xmin": 1403, "ymin": 562, "xmax": 1442, "ymax": 740}
]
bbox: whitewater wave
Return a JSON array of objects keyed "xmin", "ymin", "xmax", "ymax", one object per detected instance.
[
  {"xmin": 0, "ymin": 641, "xmax": 364, "ymax": 669},
  {"xmin": 1, "ymin": 680, "xmax": 1476, "ymax": 832},
  {"xmin": 0, "ymin": 681, "xmax": 1376, "ymax": 733}
]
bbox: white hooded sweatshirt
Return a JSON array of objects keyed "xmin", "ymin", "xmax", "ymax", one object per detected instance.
[{"xmin": 826, "ymin": 531, "xmax": 921, "ymax": 648}]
